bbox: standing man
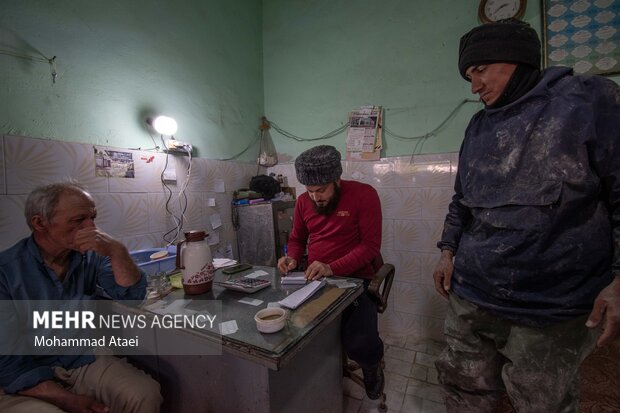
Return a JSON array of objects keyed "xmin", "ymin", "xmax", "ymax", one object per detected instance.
[
  {"xmin": 0, "ymin": 182, "xmax": 162, "ymax": 413},
  {"xmin": 277, "ymin": 145, "xmax": 385, "ymax": 399},
  {"xmin": 433, "ymin": 19, "xmax": 620, "ymax": 412}
]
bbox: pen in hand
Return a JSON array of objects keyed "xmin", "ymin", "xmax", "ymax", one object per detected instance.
[
  {"xmin": 279, "ymin": 243, "xmax": 296, "ymax": 275},
  {"xmin": 283, "ymin": 244, "xmax": 290, "ymax": 274}
]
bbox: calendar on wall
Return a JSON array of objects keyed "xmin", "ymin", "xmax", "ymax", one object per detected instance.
[{"xmin": 543, "ymin": 0, "xmax": 620, "ymax": 76}]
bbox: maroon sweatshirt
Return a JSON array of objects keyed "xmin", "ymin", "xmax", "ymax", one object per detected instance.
[{"xmin": 287, "ymin": 179, "xmax": 382, "ymax": 279}]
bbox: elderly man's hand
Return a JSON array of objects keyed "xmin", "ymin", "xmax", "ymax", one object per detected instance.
[
  {"xmin": 586, "ymin": 276, "xmax": 620, "ymax": 347},
  {"xmin": 304, "ymin": 261, "xmax": 333, "ymax": 281},
  {"xmin": 74, "ymin": 227, "xmax": 125, "ymax": 258},
  {"xmin": 74, "ymin": 227, "xmax": 140, "ymax": 287}
]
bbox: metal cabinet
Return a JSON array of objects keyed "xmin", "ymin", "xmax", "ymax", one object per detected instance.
[{"xmin": 232, "ymin": 201, "xmax": 295, "ymax": 266}]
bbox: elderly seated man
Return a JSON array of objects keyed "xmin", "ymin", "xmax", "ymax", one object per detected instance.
[{"xmin": 0, "ymin": 182, "xmax": 162, "ymax": 413}]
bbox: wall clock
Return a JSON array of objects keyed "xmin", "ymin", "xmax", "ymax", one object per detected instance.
[{"xmin": 478, "ymin": 0, "xmax": 527, "ymax": 24}]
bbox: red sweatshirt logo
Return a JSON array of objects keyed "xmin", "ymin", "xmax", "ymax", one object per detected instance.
[{"xmin": 336, "ymin": 210, "xmax": 350, "ymax": 217}]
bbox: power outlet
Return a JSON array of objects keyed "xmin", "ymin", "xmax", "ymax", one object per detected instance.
[
  {"xmin": 163, "ymin": 169, "xmax": 177, "ymax": 182},
  {"xmin": 166, "ymin": 139, "xmax": 193, "ymax": 154}
]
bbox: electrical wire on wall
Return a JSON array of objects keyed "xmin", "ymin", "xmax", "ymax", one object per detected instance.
[
  {"xmin": 218, "ymin": 129, "xmax": 262, "ymax": 162},
  {"xmin": 267, "ymin": 120, "xmax": 350, "ymax": 142},
  {"xmin": 383, "ymin": 99, "xmax": 480, "ymax": 161},
  {"xmin": 159, "ymin": 135, "xmax": 193, "ymax": 246},
  {"xmin": 138, "ymin": 98, "xmax": 479, "ymax": 165},
  {"xmin": 263, "ymin": 99, "xmax": 480, "ymax": 158},
  {"xmin": 215, "ymin": 117, "xmax": 350, "ymax": 166},
  {"xmin": 0, "ymin": 49, "xmax": 57, "ymax": 83}
]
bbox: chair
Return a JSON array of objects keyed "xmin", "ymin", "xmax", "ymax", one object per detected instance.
[
  {"xmin": 343, "ymin": 254, "xmax": 395, "ymax": 413},
  {"xmin": 367, "ymin": 255, "xmax": 395, "ymax": 313}
]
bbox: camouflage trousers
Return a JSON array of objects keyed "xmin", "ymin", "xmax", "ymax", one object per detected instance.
[{"xmin": 435, "ymin": 294, "xmax": 600, "ymax": 413}]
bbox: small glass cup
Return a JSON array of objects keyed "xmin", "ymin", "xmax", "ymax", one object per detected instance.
[
  {"xmin": 146, "ymin": 273, "xmax": 162, "ymax": 299},
  {"xmin": 158, "ymin": 272, "xmax": 173, "ymax": 296}
]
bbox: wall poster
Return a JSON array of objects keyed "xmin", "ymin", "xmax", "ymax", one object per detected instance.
[
  {"xmin": 345, "ymin": 106, "xmax": 382, "ymax": 161},
  {"xmin": 94, "ymin": 147, "xmax": 135, "ymax": 178}
]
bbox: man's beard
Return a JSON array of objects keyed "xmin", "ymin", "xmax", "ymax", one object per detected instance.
[{"xmin": 313, "ymin": 183, "xmax": 340, "ymax": 216}]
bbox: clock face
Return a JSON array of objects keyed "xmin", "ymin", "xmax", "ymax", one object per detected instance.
[{"xmin": 483, "ymin": 0, "xmax": 524, "ymax": 22}]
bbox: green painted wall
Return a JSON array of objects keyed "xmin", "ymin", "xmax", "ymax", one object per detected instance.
[
  {"xmin": 0, "ymin": 0, "xmax": 264, "ymax": 160},
  {"xmin": 2, "ymin": 1, "xmax": 618, "ymax": 160},
  {"xmin": 263, "ymin": 0, "xmax": 620, "ymax": 158}
]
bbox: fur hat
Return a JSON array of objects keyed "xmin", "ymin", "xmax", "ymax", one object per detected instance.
[
  {"xmin": 295, "ymin": 145, "xmax": 343, "ymax": 186},
  {"xmin": 458, "ymin": 19, "xmax": 541, "ymax": 81}
]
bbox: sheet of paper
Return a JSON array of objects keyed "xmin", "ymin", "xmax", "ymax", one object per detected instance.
[
  {"xmin": 238, "ymin": 297, "xmax": 263, "ymax": 306},
  {"xmin": 245, "ymin": 270, "xmax": 269, "ymax": 279},
  {"xmin": 209, "ymin": 213, "xmax": 222, "ymax": 229},
  {"xmin": 214, "ymin": 179, "xmax": 225, "ymax": 193},
  {"xmin": 219, "ymin": 320, "xmax": 238, "ymax": 335},
  {"xmin": 267, "ymin": 302, "xmax": 282, "ymax": 308},
  {"xmin": 213, "ymin": 258, "xmax": 237, "ymax": 268},
  {"xmin": 208, "ymin": 198, "xmax": 216, "ymax": 207},
  {"xmin": 207, "ymin": 231, "xmax": 219, "ymax": 246}
]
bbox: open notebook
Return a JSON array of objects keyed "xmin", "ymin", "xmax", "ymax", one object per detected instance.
[{"xmin": 278, "ymin": 279, "xmax": 326, "ymax": 309}]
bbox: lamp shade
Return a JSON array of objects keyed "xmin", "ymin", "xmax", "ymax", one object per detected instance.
[{"xmin": 152, "ymin": 116, "xmax": 178, "ymax": 135}]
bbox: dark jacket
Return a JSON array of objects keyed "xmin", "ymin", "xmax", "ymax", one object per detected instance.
[{"xmin": 438, "ymin": 67, "xmax": 620, "ymax": 326}]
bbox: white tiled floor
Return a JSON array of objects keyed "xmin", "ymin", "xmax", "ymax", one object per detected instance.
[{"xmin": 343, "ymin": 336, "xmax": 447, "ymax": 413}]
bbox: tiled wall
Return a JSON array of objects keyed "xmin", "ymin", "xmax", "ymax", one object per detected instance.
[
  {"xmin": 268, "ymin": 152, "xmax": 458, "ymax": 341},
  {"xmin": 0, "ymin": 135, "xmax": 259, "ymax": 257},
  {"xmin": 0, "ymin": 134, "xmax": 458, "ymax": 340}
]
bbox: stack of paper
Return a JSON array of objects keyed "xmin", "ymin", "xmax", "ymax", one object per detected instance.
[
  {"xmin": 280, "ymin": 272, "xmax": 307, "ymax": 285},
  {"xmin": 278, "ymin": 280, "xmax": 326, "ymax": 310},
  {"xmin": 213, "ymin": 258, "xmax": 238, "ymax": 269}
]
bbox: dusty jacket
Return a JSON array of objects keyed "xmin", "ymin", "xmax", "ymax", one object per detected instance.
[{"xmin": 438, "ymin": 67, "xmax": 620, "ymax": 326}]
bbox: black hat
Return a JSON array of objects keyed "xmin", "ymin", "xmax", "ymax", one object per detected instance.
[
  {"xmin": 295, "ymin": 145, "xmax": 342, "ymax": 186},
  {"xmin": 458, "ymin": 19, "xmax": 541, "ymax": 81}
]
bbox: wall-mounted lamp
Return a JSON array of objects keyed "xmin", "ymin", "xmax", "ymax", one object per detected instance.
[
  {"xmin": 148, "ymin": 115, "xmax": 178, "ymax": 136},
  {"xmin": 146, "ymin": 115, "xmax": 192, "ymax": 155}
]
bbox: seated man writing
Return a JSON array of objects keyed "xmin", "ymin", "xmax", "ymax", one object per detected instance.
[
  {"xmin": 0, "ymin": 182, "xmax": 162, "ymax": 413},
  {"xmin": 277, "ymin": 145, "xmax": 385, "ymax": 399}
]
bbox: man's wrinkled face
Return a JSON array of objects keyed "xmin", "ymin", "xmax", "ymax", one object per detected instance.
[
  {"xmin": 38, "ymin": 191, "xmax": 97, "ymax": 251},
  {"xmin": 466, "ymin": 62, "xmax": 517, "ymax": 106},
  {"xmin": 306, "ymin": 182, "xmax": 340, "ymax": 215}
]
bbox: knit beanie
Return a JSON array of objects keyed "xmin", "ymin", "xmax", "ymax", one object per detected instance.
[
  {"xmin": 458, "ymin": 19, "xmax": 541, "ymax": 81},
  {"xmin": 295, "ymin": 145, "xmax": 343, "ymax": 186}
]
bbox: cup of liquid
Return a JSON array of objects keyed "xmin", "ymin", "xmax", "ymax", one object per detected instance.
[{"xmin": 254, "ymin": 307, "xmax": 287, "ymax": 333}]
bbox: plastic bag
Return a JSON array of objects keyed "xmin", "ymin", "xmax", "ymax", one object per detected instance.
[{"xmin": 257, "ymin": 122, "xmax": 278, "ymax": 167}]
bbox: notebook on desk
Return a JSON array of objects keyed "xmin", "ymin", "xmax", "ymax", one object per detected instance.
[{"xmin": 278, "ymin": 279, "xmax": 326, "ymax": 309}]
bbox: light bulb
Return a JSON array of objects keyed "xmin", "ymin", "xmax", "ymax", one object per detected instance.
[{"xmin": 152, "ymin": 115, "xmax": 178, "ymax": 135}]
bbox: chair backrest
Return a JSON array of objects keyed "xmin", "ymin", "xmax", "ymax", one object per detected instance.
[{"xmin": 367, "ymin": 254, "xmax": 395, "ymax": 314}]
